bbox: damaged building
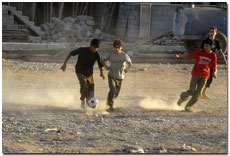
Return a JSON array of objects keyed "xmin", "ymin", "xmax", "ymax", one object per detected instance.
[
  {"xmin": 2, "ymin": 2, "xmax": 226, "ymax": 43},
  {"xmin": 2, "ymin": 2, "xmax": 227, "ymax": 64}
]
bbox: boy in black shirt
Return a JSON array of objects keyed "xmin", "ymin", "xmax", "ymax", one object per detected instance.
[
  {"xmin": 61, "ymin": 39, "xmax": 105, "ymax": 109},
  {"xmin": 200, "ymin": 26, "xmax": 227, "ymax": 99}
]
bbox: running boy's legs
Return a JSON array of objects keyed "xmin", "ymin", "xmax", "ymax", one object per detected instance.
[
  {"xmin": 86, "ymin": 75, "xmax": 94, "ymax": 101},
  {"xmin": 185, "ymin": 77, "xmax": 207, "ymax": 110},
  {"xmin": 179, "ymin": 76, "xmax": 198, "ymax": 102},
  {"xmin": 107, "ymin": 76, "xmax": 122, "ymax": 108},
  {"xmin": 76, "ymin": 72, "xmax": 94, "ymax": 102},
  {"xmin": 114, "ymin": 79, "xmax": 122, "ymax": 99},
  {"xmin": 202, "ymin": 68, "xmax": 213, "ymax": 98}
]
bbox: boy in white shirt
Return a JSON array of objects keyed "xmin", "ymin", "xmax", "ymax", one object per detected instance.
[{"xmin": 103, "ymin": 40, "xmax": 132, "ymax": 112}]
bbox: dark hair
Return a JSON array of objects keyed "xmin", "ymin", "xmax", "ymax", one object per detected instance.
[
  {"xmin": 113, "ymin": 40, "xmax": 123, "ymax": 47},
  {"xmin": 203, "ymin": 38, "xmax": 214, "ymax": 46},
  {"xmin": 90, "ymin": 39, "xmax": 100, "ymax": 48},
  {"xmin": 209, "ymin": 26, "xmax": 217, "ymax": 32}
]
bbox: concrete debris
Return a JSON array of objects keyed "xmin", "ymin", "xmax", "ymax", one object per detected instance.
[
  {"xmin": 182, "ymin": 144, "xmax": 197, "ymax": 151},
  {"xmin": 151, "ymin": 118, "xmax": 167, "ymax": 122},
  {"xmin": 44, "ymin": 128, "xmax": 61, "ymax": 133},
  {"xmin": 123, "ymin": 145, "xmax": 140, "ymax": 153},
  {"xmin": 152, "ymin": 33, "xmax": 183, "ymax": 46},
  {"xmin": 39, "ymin": 16, "xmax": 116, "ymax": 43},
  {"xmin": 158, "ymin": 146, "xmax": 168, "ymax": 153},
  {"xmin": 139, "ymin": 68, "xmax": 147, "ymax": 71},
  {"xmin": 130, "ymin": 149, "xmax": 145, "ymax": 153},
  {"xmin": 159, "ymin": 148, "xmax": 168, "ymax": 153}
]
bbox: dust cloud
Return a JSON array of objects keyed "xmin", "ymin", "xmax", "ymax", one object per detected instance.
[
  {"xmin": 139, "ymin": 96, "xmax": 184, "ymax": 111},
  {"xmin": 3, "ymin": 82, "xmax": 111, "ymax": 112},
  {"xmin": 3, "ymin": 69, "xmax": 183, "ymax": 112},
  {"xmin": 3, "ymin": 87, "xmax": 81, "ymax": 109}
]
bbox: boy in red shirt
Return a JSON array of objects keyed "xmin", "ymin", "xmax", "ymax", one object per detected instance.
[{"xmin": 174, "ymin": 38, "xmax": 217, "ymax": 112}]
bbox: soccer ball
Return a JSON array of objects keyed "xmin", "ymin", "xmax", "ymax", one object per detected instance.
[{"xmin": 87, "ymin": 97, "xmax": 99, "ymax": 108}]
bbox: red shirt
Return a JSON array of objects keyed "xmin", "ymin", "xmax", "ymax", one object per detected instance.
[{"xmin": 189, "ymin": 49, "xmax": 217, "ymax": 78}]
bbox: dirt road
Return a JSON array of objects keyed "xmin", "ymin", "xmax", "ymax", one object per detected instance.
[{"xmin": 2, "ymin": 58, "xmax": 228, "ymax": 154}]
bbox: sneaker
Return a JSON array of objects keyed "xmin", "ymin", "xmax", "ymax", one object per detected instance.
[
  {"xmin": 177, "ymin": 98, "xmax": 184, "ymax": 106},
  {"xmin": 106, "ymin": 106, "xmax": 115, "ymax": 112},
  {"xmin": 185, "ymin": 106, "xmax": 193, "ymax": 112},
  {"xmin": 81, "ymin": 99, "xmax": 86, "ymax": 109}
]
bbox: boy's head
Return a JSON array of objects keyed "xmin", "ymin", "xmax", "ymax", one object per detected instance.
[
  {"xmin": 203, "ymin": 38, "xmax": 214, "ymax": 46},
  {"xmin": 90, "ymin": 39, "xmax": 100, "ymax": 48},
  {"xmin": 203, "ymin": 38, "xmax": 214, "ymax": 52},
  {"xmin": 209, "ymin": 26, "xmax": 217, "ymax": 38},
  {"xmin": 113, "ymin": 40, "xmax": 123, "ymax": 53},
  {"xmin": 90, "ymin": 39, "xmax": 100, "ymax": 53}
]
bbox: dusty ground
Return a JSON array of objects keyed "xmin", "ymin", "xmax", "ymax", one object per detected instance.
[{"xmin": 2, "ymin": 58, "xmax": 228, "ymax": 154}]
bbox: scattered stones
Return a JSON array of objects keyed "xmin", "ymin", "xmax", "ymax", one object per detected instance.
[
  {"xmin": 130, "ymin": 149, "xmax": 145, "ymax": 153},
  {"xmin": 44, "ymin": 128, "xmax": 62, "ymax": 133},
  {"xmin": 2, "ymin": 60, "xmax": 227, "ymax": 154},
  {"xmin": 139, "ymin": 68, "xmax": 147, "ymax": 71},
  {"xmin": 152, "ymin": 33, "xmax": 184, "ymax": 46},
  {"xmin": 159, "ymin": 147, "xmax": 168, "ymax": 153},
  {"xmin": 182, "ymin": 144, "xmax": 197, "ymax": 152},
  {"xmin": 151, "ymin": 118, "xmax": 167, "ymax": 122},
  {"xmin": 123, "ymin": 145, "xmax": 139, "ymax": 153}
]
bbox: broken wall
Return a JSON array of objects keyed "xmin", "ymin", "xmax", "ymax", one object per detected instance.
[
  {"xmin": 115, "ymin": 2, "xmax": 140, "ymax": 42},
  {"xmin": 114, "ymin": 3, "xmax": 180, "ymax": 43},
  {"xmin": 2, "ymin": 2, "xmax": 199, "ymax": 43}
]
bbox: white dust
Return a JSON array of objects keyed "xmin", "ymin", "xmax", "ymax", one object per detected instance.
[
  {"xmin": 3, "ymin": 83, "xmax": 112, "ymax": 112},
  {"xmin": 139, "ymin": 96, "xmax": 183, "ymax": 111},
  {"xmin": 3, "ymin": 87, "xmax": 82, "ymax": 109}
]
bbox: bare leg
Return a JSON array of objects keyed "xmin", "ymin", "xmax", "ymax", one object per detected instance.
[{"xmin": 201, "ymin": 87, "xmax": 210, "ymax": 99}]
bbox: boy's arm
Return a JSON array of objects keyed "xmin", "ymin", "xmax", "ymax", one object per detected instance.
[
  {"xmin": 61, "ymin": 53, "xmax": 72, "ymax": 72},
  {"xmin": 96, "ymin": 55, "xmax": 105, "ymax": 80},
  {"xmin": 103, "ymin": 55, "xmax": 110, "ymax": 71},
  {"xmin": 99, "ymin": 67, "xmax": 105, "ymax": 80},
  {"xmin": 173, "ymin": 54, "xmax": 190, "ymax": 59},
  {"xmin": 104, "ymin": 61, "xmax": 110, "ymax": 71},
  {"xmin": 124, "ymin": 62, "xmax": 132, "ymax": 73},
  {"xmin": 218, "ymin": 49, "xmax": 227, "ymax": 67}
]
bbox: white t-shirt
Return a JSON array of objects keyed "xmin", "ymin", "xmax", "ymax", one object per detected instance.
[{"xmin": 104, "ymin": 51, "xmax": 132, "ymax": 79}]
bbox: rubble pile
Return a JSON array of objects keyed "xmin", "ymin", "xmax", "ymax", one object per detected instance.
[
  {"xmin": 152, "ymin": 33, "xmax": 183, "ymax": 45},
  {"xmin": 39, "ymin": 15, "xmax": 116, "ymax": 43}
]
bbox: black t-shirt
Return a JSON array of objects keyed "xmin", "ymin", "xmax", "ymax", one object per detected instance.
[
  {"xmin": 70, "ymin": 47, "xmax": 104, "ymax": 76},
  {"xmin": 200, "ymin": 37, "xmax": 222, "ymax": 53}
]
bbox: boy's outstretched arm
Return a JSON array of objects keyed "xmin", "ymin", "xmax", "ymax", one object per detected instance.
[
  {"xmin": 218, "ymin": 49, "xmax": 227, "ymax": 68},
  {"xmin": 61, "ymin": 53, "xmax": 72, "ymax": 72},
  {"xmin": 173, "ymin": 54, "xmax": 190, "ymax": 59}
]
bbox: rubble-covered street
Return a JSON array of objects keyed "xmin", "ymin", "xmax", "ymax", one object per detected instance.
[{"xmin": 2, "ymin": 59, "xmax": 227, "ymax": 154}]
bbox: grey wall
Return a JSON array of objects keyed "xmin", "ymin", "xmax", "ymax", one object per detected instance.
[
  {"xmin": 115, "ymin": 2, "xmax": 140, "ymax": 42},
  {"xmin": 115, "ymin": 3, "xmax": 180, "ymax": 43},
  {"xmin": 150, "ymin": 5, "xmax": 179, "ymax": 35},
  {"xmin": 2, "ymin": 2, "xmax": 191, "ymax": 43},
  {"xmin": 92, "ymin": 2, "xmax": 109, "ymax": 29}
]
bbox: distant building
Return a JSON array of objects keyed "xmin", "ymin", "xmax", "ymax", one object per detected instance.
[{"xmin": 2, "ymin": 2, "xmax": 227, "ymax": 42}]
